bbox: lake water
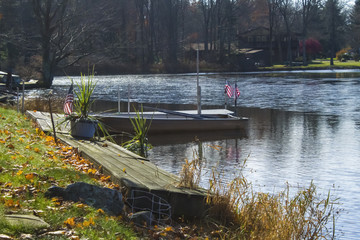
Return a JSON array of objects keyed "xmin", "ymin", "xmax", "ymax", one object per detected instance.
[{"xmin": 30, "ymin": 69, "xmax": 360, "ymax": 239}]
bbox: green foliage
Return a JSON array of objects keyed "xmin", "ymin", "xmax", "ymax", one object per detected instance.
[
  {"xmin": 73, "ymin": 66, "xmax": 97, "ymax": 120},
  {"xmin": 122, "ymin": 106, "xmax": 152, "ymax": 157}
]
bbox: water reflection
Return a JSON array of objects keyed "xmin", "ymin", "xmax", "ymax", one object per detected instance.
[{"xmin": 147, "ymin": 107, "xmax": 360, "ymax": 239}]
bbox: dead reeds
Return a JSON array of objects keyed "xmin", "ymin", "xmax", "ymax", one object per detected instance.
[
  {"xmin": 177, "ymin": 150, "xmax": 203, "ymax": 189},
  {"xmin": 178, "ymin": 143, "xmax": 339, "ymax": 239}
]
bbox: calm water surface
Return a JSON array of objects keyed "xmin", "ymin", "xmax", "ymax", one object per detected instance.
[{"xmin": 29, "ymin": 69, "xmax": 360, "ymax": 239}]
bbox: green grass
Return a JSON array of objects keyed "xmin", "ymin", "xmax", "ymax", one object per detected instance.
[
  {"xmin": 264, "ymin": 59, "xmax": 360, "ymax": 70},
  {"xmin": 0, "ymin": 106, "xmax": 138, "ymax": 239}
]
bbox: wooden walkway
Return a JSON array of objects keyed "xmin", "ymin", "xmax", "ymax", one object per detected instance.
[{"xmin": 26, "ymin": 111, "xmax": 208, "ymax": 218}]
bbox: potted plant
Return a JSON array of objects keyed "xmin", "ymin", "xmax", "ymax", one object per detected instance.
[{"xmin": 63, "ymin": 67, "xmax": 98, "ymax": 139}]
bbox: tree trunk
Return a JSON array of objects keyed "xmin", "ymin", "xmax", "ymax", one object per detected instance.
[{"xmin": 302, "ymin": 38, "xmax": 307, "ymax": 65}]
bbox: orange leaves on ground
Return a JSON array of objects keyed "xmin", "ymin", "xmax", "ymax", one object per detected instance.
[
  {"xmin": 25, "ymin": 172, "xmax": 38, "ymax": 180},
  {"xmin": 82, "ymin": 217, "xmax": 95, "ymax": 227},
  {"xmin": 64, "ymin": 217, "xmax": 95, "ymax": 229},
  {"xmin": 33, "ymin": 147, "xmax": 40, "ymax": 153},
  {"xmin": 4, "ymin": 198, "xmax": 20, "ymax": 208},
  {"xmin": 3, "ymin": 129, "xmax": 11, "ymax": 135},
  {"xmin": 122, "ymin": 168, "xmax": 126, "ymax": 173},
  {"xmin": 46, "ymin": 150, "xmax": 57, "ymax": 160},
  {"xmin": 16, "ymin": 170, "xmax": 23, "ymax": 176},
  {"xmin": 0, "ymin": 138, "xmax": 5, "ymax": 144},
  {"xmin": 87, "ymin": 168, "xmax": 97, "ymax": 175},
  {"xmin": 100, "ymin": 175, "xmax": 111, "ymax": 182},
  {"xmin": 76, "ymin": 203, "xmax": 86, "ymax": 208},
  {"xmin": 52, "ymin": 197, "xmax": 62, "ymax": 206},
  {"xmin": 165, "ymin": 226, "xmax": 174, "ymax": 232},
  {"xmin": 96, "ymin": 208, "xmax": 105, "ymax": 214},
  {"xmin": 45, "ymin": 136, "xmax": 53, "ymax": 142},
  {"xmin": 64, "ymin": 217, "xmax": 76, "ymax": 228},
  {"xmin": 35, "ymin": 128, "xmax": 43, "ymax": 135}
]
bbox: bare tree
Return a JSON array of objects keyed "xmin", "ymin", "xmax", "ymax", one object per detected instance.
[
  {"xmin": 278, "ymin": 0, "xmax": 295, "ymax": 65},
  {"xmin": 299, "ymin": 0, "xmax": 321, "ymax": 65},
  {"xmin": 267, "ymin": 0, "xmax": 280, "ymax": 65},
  {"xmin": 32, "ymin": 0, "xmax": 114, "ymax": 87},
  {"xmin": 199, "ymin": 0, "xmax": 216, "ymax": 53}
]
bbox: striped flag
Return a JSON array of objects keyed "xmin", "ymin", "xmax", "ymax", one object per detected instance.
[
  {"xmin": 235, "ymin": 84, "xmax": 240, "ymax": 98},
  {"xmin": 225, "ymin": 82, "xmax": 233, "ymax": 98},
  {"xmin": 63, "ymin": 83, "xmax": 74, "ymax": 115}
]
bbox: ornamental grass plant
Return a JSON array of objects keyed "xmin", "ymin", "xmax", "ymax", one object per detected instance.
[
  {"xmin": 122, "ymin": 106, "xmax": 152, "ymax": 157},
  {"xmin": 73, "ymin": 66, "xmax": 96, "ymax": 120}
]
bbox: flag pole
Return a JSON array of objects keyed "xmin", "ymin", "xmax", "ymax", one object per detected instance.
[
  {"xmin": 224, "ymin": 80, "xmax": 227, "ymax": 110},
  {"xmin": 234, "ymin": 82, "xmax": 238, "ymax": 116},
  {"xmin": 196, "ymin": 48, "xmax": 201, "ymax": 115}
]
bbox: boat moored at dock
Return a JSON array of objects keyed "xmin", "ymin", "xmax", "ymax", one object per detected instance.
[{"xmin": 94, "ymin": 108, "xmax": 248, "ymax": 134}]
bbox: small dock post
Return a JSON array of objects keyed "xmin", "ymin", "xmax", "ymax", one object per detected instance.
[
  {"xmin": 117, "ymin": 86, "xmax": 121, "ymax": 113},
  {"xmin": 127, "ymin": 84, "xmax": 130, "ymax": 113}
]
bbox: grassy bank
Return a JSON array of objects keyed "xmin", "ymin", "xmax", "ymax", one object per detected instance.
[
  {"xmin": 262, "ymin": 59, "xmax": 360, "ymax": 70},
  {"xmin": 0, "ymin": 106, "xmax": 139, "ymax": 239}
]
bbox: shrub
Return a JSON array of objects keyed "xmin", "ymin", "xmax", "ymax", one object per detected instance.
[{"xmin": 336, "ymin": 48, "xmax": 351, "ymax": 61}]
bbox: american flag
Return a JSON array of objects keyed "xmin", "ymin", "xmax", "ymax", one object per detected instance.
[
  {"xmin": 225, "ymin": 82, "xmax": 233, "ymax": 98},
  {"xmin": 63, "ymin": 83, "xmax": 74, "ymax": 115},
  {"xmin": 235, "ymin": 84, "xmax": 240, "ymax": 98}
]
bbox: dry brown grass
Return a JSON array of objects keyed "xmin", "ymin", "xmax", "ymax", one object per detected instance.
[
  {"xmin": 178, "ymin": 147, "xmax": 339, "ymax": 239},
  {"xmin": 177, "ymin": 152, "xmax": 202, "ymax": 189}
]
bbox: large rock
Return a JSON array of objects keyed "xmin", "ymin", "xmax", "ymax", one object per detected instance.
[
  {"xmin": 4, "ymin": 214, "xmax": 50, "ymax": 230},
  {"xmin": 0, "ymin": 234, "xmax": 13, "ymax": 240},
  {"xmin": 45, "ymin": 182, "xmax": 124, "ymax": 216},
  {"xmin": 128, "ymin": 211, "xmax": 153, "ymax": 227}
]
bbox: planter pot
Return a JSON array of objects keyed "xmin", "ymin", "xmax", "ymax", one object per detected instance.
[{"xmin": 70, "ymin": 119, "xmax": 98, "ymax": 139}]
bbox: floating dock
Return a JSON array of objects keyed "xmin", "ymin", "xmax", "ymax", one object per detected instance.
[{"xmin": 26, "ymin": 111, "xmax": 208, "ymax": 218}]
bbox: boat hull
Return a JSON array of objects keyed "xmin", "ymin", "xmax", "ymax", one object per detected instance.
[{"xmin": 95, "ymin": 112, "xmax": 248, "ymax": 134}]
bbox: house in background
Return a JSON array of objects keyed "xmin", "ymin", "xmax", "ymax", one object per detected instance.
[{"xmin": 237, "ymin": 27, "xmax": 301, "ymax": 66}]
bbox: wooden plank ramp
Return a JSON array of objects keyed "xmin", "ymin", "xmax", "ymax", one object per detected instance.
[{"xmin": 26, "ymin": 111, "xmax": 208, "ymax": 218}]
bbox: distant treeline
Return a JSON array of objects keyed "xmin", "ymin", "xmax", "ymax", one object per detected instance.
[{"xmin": 0, "ymin": 0, "xmax": 357, "ymax": 87}]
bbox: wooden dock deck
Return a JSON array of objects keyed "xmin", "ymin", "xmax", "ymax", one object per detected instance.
[{"xmin": 26, "ymin": 111, "xmax": 208, "ymax": 218}]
